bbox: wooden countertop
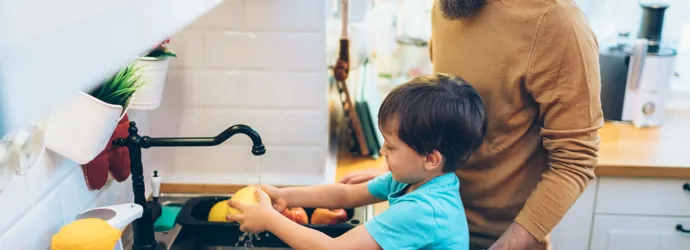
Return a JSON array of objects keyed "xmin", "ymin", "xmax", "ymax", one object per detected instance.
[{"xmin": 596, "ymin": 110, "xmax": 690, "ymax": 178}]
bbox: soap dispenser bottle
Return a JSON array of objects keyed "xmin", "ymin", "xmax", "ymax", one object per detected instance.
[{"xmin": 151, "ymin": 170, "xmax": 161, "ymax": 202}]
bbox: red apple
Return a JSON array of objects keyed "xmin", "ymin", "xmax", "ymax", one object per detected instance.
[
  {"xmin": 280, "ymin": 207, "xmax": 309, "ymax": 225},
  {"xmin": 310, "ymin": 208, "xmax": 348, "ymax": 225}
]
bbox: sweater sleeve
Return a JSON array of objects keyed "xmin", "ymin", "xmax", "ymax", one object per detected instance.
[{"xmin": 518, "ymin": 1, "xmax": 603, "ymax": 242}]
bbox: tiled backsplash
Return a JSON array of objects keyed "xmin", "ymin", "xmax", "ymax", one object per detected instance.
[
  {"xmin": 147, "ymin": 0, "xmax": 331, "ymax": 185},
  {"xmin": 0, "ymin": 0, "xmax": 330, "ymax": 248},
  {"xmin": 0, "ymin": 111, "xmax": 151, "ymax": 249}
]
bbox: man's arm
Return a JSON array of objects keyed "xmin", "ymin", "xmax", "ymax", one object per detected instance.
[
  {"xmin": 512, "ymin": 1, "xmax": 603, "ymax": 244},
  {"xmin": 281, "ymin": 183, "xmax": 384, "ymax": 209}
]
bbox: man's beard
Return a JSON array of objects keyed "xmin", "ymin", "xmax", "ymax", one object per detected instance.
[{"xmin": 438, "ymin": 0, "xmax": 487, "ymax": 20}]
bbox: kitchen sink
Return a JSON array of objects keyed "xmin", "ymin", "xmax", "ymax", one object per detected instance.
[{"xmin": 122, "ymin": 193, "xmax": 375, "ymax": 250}]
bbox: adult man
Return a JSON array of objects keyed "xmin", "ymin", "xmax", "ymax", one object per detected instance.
[{"xmin": 340, "ymin": 0, "xmax": 603, "ymax": 249}]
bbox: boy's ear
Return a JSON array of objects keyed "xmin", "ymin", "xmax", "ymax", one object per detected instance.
[{"xmin": 423, "ymin": 150, "xmax": 443, "ymax": 171}]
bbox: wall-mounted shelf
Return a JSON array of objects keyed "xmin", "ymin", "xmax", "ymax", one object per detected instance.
[{"xmin": 0, "ymin": 0, "xmax": 223, "ymax": 136}]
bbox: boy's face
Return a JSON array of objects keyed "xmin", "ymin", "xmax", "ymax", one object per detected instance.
[{"xmin": 379, "ymin": 129, "xmax": 441, "ymax": 184}]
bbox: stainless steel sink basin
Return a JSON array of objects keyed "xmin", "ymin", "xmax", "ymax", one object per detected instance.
[{"xmin": 122, "ymin": 193, "xmax": 375, "ymax": 250}]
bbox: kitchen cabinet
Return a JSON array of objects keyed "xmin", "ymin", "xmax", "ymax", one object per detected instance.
[
  {"xmin": 551, "ymin": 176, "xmax": 690, "ymax": 250},
  {"xmin": 589, "ymin": 177, "xmax": 690, "ymax": 250},
  {"xmin": 0, "ymin": 0, "xmax": 223, "ymax": 136},
  {"xmin": 589, "ymin": 214, "xmax": 690, "ymax": 250},
  {"xmin": 595, "ymin": 177, "xmax": 690, "ymax": 217}
]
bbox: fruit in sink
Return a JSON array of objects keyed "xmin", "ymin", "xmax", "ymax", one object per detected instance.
[
  {"xmin": 310, "ymin": 208, "xmax": 349, "ymax": 225},
  {"xmin": 280, "ymin": 207, "xmax": 309, "ymax": 225},
  {"xmin": 207, "ymin": 186, "xmax": 270, "ymax": 222},
  {"xmin": 207, "ymin": 200, "xmax": 231, "ymax": 222},
  {"xmin": 227, "ymin": 186, "xmax": 270, "ymax": 215}
]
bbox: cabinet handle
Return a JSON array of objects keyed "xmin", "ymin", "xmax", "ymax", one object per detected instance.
[
  {"xmin": 683, "ymin": 183, "xmax": 690, "ymax": 192},
  {"xmin": 676, "ymin": 224, "xmax": 690, "ymax": 233}
]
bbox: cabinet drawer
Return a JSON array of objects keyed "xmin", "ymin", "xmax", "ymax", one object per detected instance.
[
  {"xmin": 590, "ymin": 214, "xmax": 690, "ymax": 250},
  {"xmin": 595, "ymin": 177, "xmax": 690, "ymax": 216}
]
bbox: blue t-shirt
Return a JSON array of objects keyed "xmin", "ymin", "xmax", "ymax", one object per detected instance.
[{"xmin": 364, "ymin": 172, "xmax": 469, "ymax": 250}]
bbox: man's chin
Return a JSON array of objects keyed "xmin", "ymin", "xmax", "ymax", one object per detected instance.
[{"xmin": 438, "ymin": 0, "xmax": 487, "ymax": 20}]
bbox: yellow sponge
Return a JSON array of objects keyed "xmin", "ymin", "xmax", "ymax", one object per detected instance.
[{"xmin": 51, "ymin": 218, "xmax": 122, "ymax": 250}]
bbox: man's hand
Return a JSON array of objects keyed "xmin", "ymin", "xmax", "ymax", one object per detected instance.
[{"xmin": 488, "ymin": 222, "xmax": 538, "ymax": 250}]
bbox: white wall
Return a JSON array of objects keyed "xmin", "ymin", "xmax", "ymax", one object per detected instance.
[
  {"xmin": 147, "ymin": 0, "xmax": 331, "ymax": 186},
  {"xmin": 0, "ymin": 0, "xmax": 330, "ymax": 248}
]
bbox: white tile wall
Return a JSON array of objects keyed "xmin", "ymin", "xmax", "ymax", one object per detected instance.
[
  {"xmin": 147, "ymin": 0, "xmax": 332, "ymax": 186},
  {"xmin": 0, "ymin": 111, "xmax": 151, "ymax": 249},
  {"xmin": 0, "ymin": 0, "xmax": 331, "ymax": 248}
]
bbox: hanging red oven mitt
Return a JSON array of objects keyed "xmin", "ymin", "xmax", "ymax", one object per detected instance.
[
  {"xmin": 108, "ymin": 115, "xmax": 131, "ymax": 182},
  {"xmin": 81, "ymin": 114, "xmax": 132, "ymax": 190}
]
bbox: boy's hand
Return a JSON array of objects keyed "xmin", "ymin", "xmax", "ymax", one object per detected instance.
[
  {"xmin": 259, "ymin": 184, "xmax": 288, "ymax": 212},
  {"xmin": 226, "ymin": 186, "xmax": 280, "ymax": 234}
]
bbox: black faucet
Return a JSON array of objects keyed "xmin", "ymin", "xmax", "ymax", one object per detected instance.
[{"xmin": 112, "ymin": 121, "xmax": 266, "ymax": 250}]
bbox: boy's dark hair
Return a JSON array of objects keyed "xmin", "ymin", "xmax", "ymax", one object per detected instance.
[{"xmin": 378, "ymin": 73, "xmax": 487, "ymax": 172}]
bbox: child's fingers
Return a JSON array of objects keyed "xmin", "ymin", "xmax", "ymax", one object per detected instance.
[
  {"xmin": 273, "ymin": 201, "xmax": 288, "ymax": 212},
  {"xmin": 344, "ymin": 175, "xmax": 372, "ymax": 184},
  {"xmin": 260, "ymin": 185, "xmax": 280, "ymax": 199},
  {"xmin": 227, "ymin": 200, "xmax": 247, "ymax": 210},
  {"xmin": 226, "ymin": 214, "xmax": 244, "ymax": 223},
  {"xmin": 239, "ymin": 224, "xmax": 250, "ymax": 232},
  {"xmin": 338, "ymin": 173, "xmax": 355, "ymax": 183},
  {"xmin": 254, "ymin": 186, "xmax": 271, "ymax": 204}
]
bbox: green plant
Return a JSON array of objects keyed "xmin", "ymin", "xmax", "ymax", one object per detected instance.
[
  {"xmin": 88, "ymin": 63, "xmax": 146, "ymax": 107},
  {"xmin": 143, "ymin": 38, "xmax": 177, "ymax": 59}
]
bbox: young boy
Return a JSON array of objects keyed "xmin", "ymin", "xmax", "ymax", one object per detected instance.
[{"xmin": 227, "ymin": 73, "xmax": 487, "ymax": 250}]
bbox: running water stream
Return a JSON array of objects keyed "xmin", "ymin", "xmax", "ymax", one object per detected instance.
[
  {"xmin": 235, "ymin": 232, "xmax": 267, "ymax": 247},
  {"xmin": 234, "ymin": 156, "xmax": 270, "ymax": 247}
]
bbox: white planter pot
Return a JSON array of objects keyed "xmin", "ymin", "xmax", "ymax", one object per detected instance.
[
  {"xmin": 44, "ymin": 92, "xmax": 132, "ymax": 164},
  {"xmin": 129, "ymin": 57, "xmax": 170, "ymax": 110}
]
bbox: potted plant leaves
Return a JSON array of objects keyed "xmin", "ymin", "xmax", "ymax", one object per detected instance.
[
  {"xmin": 129, "ymin": 38, "xmax": 177, "ymax": 110},
  {"xmin": 44, "ymin": 62, "xmax": 145, "ymax": 164}
]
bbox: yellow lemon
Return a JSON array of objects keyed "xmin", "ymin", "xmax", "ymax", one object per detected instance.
[
  {"xmin": 228, "ymin": 186, "xmax": 271, "ymax": 215},
  {"xmin": 207, "ymin": 200, "xmax": 232, "ymax": 222},
  {"xmin": 207, "ymin": 186, "xmax": 270, "ymax": 222},
  {"xmin": 51, "ymin": 218, "xmax": 121, "ymax": 250}
]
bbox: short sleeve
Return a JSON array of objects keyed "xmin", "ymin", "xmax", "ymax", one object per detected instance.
[
  {"xmin": 363, "ymin": 197, "xmax": 438, "ymax": 249},
  {"xmin": 367, "ymin": 172, "xmax": 393, "ymax": 200}
]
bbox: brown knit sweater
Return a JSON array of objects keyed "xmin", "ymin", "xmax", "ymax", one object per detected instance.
[{"xmin": 429, "ymin": 0, "xmax": 603, "ymax": 249}]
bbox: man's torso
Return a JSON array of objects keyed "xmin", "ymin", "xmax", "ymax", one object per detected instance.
[{"xmin": 430, "ymin": 0, "xmax": 590, "ymax": 248}]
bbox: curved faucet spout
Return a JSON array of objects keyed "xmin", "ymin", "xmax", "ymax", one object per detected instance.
[
  {"xmin": 109, "ymin": 121, "xmax": 266, "ymax": 250},
  {"xmin": 135, "ymin": 124, "xmax": 266, "ymax": 156}
]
